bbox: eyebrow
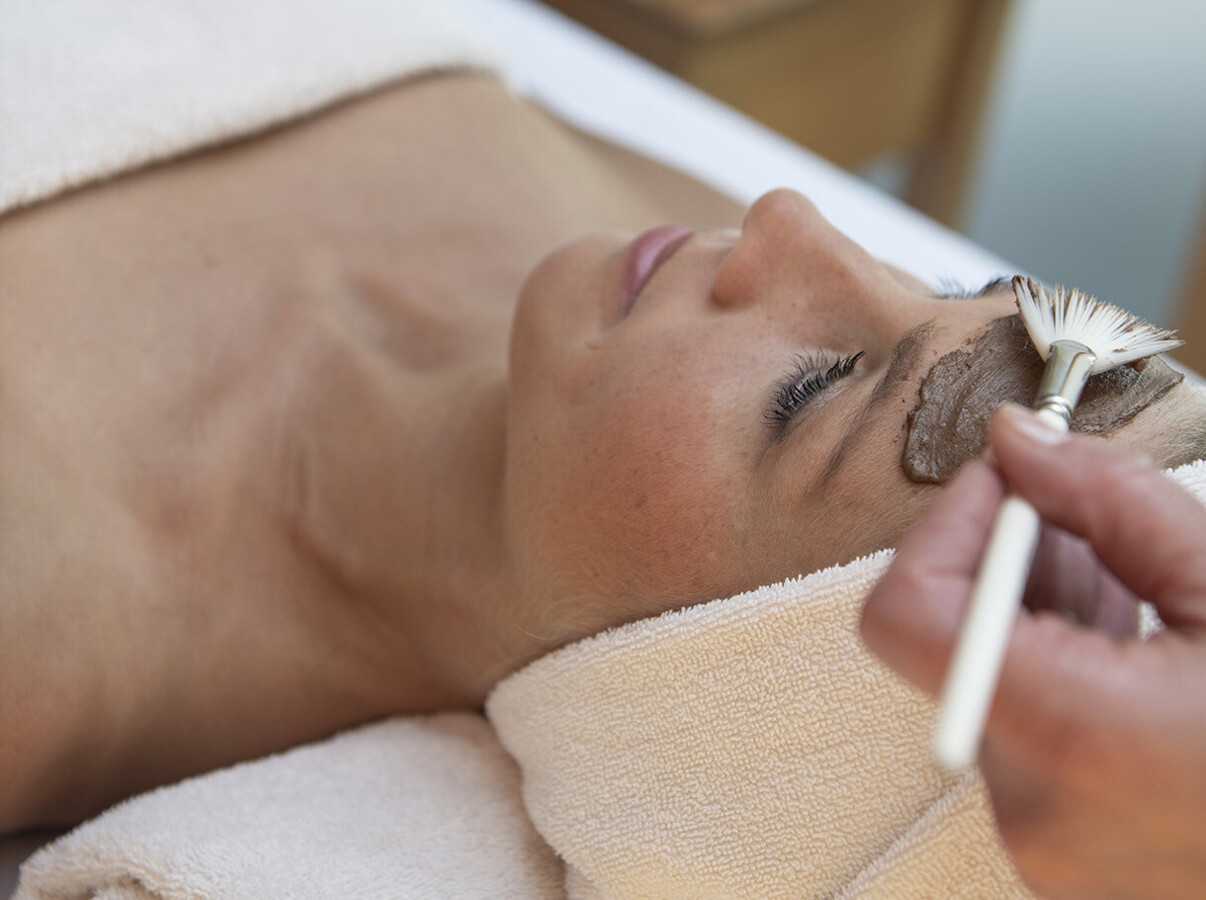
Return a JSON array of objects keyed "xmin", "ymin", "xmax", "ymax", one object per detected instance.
[{"xmin": 819, "ymin": 320, "xmax": 937, "ymax": 484}]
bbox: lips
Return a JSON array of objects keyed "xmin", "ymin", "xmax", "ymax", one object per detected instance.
[{"xmin": 620, "ymin": 225, "xmax": 694, "ymax": 318}]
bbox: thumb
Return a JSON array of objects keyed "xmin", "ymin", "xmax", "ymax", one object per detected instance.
[{"xmin": 989, "ymin": 404, "xmax": 1206, "ymax": 631}]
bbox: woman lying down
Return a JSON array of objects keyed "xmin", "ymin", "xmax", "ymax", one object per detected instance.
[{"xmin": 2, "ymin": 46, "xmax": 1204, "ymax": 851}]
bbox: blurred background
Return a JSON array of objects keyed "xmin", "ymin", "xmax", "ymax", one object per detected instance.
[
  {"xmin": 963, "ymin": 0, "xmax": 1205, "ymax": 350},
  {"xmin": 535, "ymin": 0, "xmax": 1206, "ymax": 369}
]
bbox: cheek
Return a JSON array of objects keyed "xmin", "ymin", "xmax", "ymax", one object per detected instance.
[
  {"xmin": 508, "ymin": 235, "xmax": 620, "ymax": 390},
  {"xmin": 821, "ymin": 452, "xmax": 937, "ymax": 558},
  {"xmin": 577, "ymin": 395, "xmax": 734, "ymax": 578},
  {"xmin": 510, "ymin": 351, "xmax": 756, "ymax": 607}
]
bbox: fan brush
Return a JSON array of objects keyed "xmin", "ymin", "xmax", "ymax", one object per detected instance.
[{"xmin": 932, "ymin": 275, "xmax": 1182, "ymax": 771}]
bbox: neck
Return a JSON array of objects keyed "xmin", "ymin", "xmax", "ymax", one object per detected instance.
[
  {"xmin": 280, "ymin": 307, "xmax": 524, "ymax": 707},
  {"xmin": 262, "ymin": 75, "xmax": 745, "ymax": 709}
]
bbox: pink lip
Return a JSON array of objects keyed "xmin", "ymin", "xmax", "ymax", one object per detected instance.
[{"xmin": 620, "ymin": 225, "xmax": 694, "ymax": 318}]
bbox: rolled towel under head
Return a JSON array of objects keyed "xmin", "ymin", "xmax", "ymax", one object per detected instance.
[
  {"xmin": 487, "ymin": 551, "xmax": 1029, "ymax": 898},
  {"xmin": 487, "ymin": 459, "xmax": 1206, "ymax": 899}
]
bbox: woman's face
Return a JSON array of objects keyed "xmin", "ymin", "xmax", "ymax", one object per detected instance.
[{"xmin": 501, "ymin": 189, "xmax": 1171, "ymax": 638}]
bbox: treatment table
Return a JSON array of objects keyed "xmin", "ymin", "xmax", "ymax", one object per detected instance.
[{"xmin": 0, "ymin": 0, "xmax": 1014, "ymax": 892}]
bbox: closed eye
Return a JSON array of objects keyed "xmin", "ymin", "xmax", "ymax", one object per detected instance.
[{"xmin": 765, "ymin": 351, "xmax": 864, "ymax": 431}]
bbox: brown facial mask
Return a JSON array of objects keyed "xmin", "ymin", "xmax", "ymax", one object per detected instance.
[{"xmin": 903, "ymin": 314, "xmax": 1183, "ymax": 484}]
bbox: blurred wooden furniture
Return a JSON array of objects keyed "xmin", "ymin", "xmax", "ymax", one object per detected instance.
[
  {"xmin": 537, "ymin": 0, "xmax": 1012, "ymax": 227},
  {"xmin": 1175, "ymin": 191, "xmax": 1206, "ymax": 374}
]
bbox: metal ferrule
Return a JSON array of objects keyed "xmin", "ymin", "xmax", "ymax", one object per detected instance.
[{"xmin": 1033, "ymin": 340, "xmax": 1096, "ymax": 426}]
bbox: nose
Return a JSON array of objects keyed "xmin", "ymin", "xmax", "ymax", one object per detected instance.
[
  {"xmin": 712, "ymin": 189, "xmax": 886, "ymax": 313},
  {"xmin": 711, "ymin": 189, "xmax": 1014, "ymax": 352}
]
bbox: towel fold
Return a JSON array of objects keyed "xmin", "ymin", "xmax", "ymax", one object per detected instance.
[
  {"xmin": 13, "ymin": 715, "xmax": 564, "ymax": 900},
  {"xmin": 0, "ymin": 0, "xmax": 509, "ymax": 215},
  {"xmin": 487, "ymin": 554, "xmax": 1028, "ymax": 899},
  {"xmin": 487, "ymin": 459, "xmax": 1206, "ymax": 899},
  {"xmin": 15, "ymin": 461, "xmax": 1205, "ymax": 899}
]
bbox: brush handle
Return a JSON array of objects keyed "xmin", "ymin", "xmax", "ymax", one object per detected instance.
[{"xmin": 932, "ymin": 406, "xmax": 1069, "ymax": 771}]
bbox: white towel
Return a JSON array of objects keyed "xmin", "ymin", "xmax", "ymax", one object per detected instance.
[
  {"xmin": 13, "ymin": 715, "xmax": 564, "ymax": 900},
  {"xmin": 487, "ymin": 460, "xmax": 1206, "ymax": 899},
  {"xmin": 0, "ymin": 0, "xmax": 509, "ymax": 215},
  {"xmin": 15, "ymin": 461, "xmax": 1205, "ymax": 899}
]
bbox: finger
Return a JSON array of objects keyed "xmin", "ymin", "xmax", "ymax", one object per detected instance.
[
  {"xmin": 976, "ymin": 728, "xmax": 1113, "ymax": 900},
  {"xmin": 984, "ymin": 603, "xmax": 1134, "ymax": 792},
  {"xmin": 860, "ymin": 459, "xmax": 1007, "ymax": 694},
  {"xmin": 990, "ymin": 404, "xmax": 1206, "ymax": 630},
  {"xmin": 1025, "ymin": 525, "xmax": 1141, "ymax": 640}
]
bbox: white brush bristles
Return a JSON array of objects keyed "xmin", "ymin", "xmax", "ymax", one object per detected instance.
[{"xmin": 1012, "ymin": 276, "xmax": 1182, "ymax": 374}]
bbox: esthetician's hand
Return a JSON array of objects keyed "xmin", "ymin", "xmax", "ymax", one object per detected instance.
[{"xmin": 860, "ymin": 403, "xmax": 1206, "ymax": 900}]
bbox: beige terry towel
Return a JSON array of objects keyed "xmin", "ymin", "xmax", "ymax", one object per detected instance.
[
  {"xmin": 488, "ymin": 460, "xmax": 1206, "ymax": 900},
  {"xmin": 13, "ymin": 715, "xmax": 564, "ymax": 900},
  {"xmin": 16, "ymin": 461, "xmax": 1205, "ymax": 898},
  {"xmin": 0, "ymin": 0, "xmax": 509, "ymax": 215}
]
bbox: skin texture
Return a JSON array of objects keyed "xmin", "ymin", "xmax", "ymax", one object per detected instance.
[
  {"xmin": 504, "ymin": 190, "xmax": 1204, "ymax": 638},
  {"xmin": 904, "ymin": 315, "xmax": 1186, "ymax": 483},
  {"xmin": 862, "ymin": 406, "xmax": 1206, "ymax": 899},
  {"xmin": 503, "ymin": 189, "xmax": 1010, "ymax": 636},
  {"xmin": 0, "ymin": 74, "xmax": 744, "ymax": 829},
  {"xmin": 1, "ymin": 73, "xmax": 1203, "ymax": 834}
]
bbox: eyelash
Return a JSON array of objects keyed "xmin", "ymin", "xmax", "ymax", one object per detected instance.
[
  {"xmin": 766, "ymin": 351, "xmax": 864, "ymax": 429},
  {"xmin": 761, "ymin": 275, "xmax": 1011, "ymax": 430}
]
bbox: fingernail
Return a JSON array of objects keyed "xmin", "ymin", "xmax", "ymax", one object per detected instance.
[{"xmin": 997, "ymin": 403, "xmax": 1067, "ymax": 446}]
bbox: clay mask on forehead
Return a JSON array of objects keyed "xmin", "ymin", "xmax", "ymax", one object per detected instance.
[{"xmin": 903, "ymin": 315, "xmax": 1184, "ymax": 484}]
